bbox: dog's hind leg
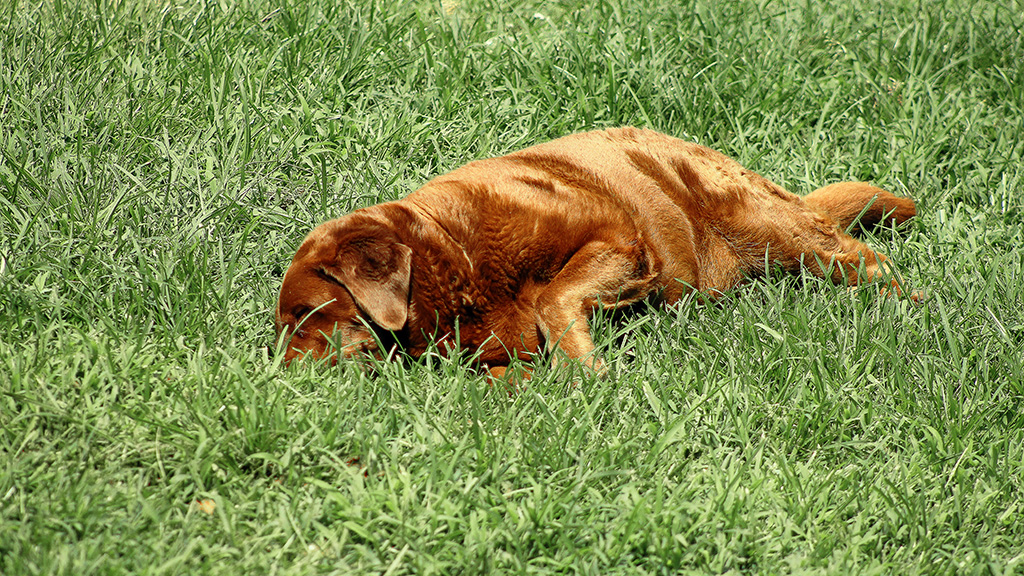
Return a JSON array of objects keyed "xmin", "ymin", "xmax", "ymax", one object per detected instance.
[
  {"xmin": 796, "ymin": 183, "xmax": 917, "ymax": 297},
  {"xmin": 780, "ymin": 228, "xmax": 918, "ymax": 299}
]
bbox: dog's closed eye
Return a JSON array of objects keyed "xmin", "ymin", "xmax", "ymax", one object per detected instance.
[{"xmin": 292, "ymin": 306, "xmax": 313, "ymax": 321}]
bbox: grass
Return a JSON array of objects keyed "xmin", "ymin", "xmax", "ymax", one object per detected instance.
[{"xmin": 1, "ymin": 0, "xmax": 1023, "ymax": 573}]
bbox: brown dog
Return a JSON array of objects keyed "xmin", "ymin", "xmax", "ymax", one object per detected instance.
[{"xmin": 275, "ymin": 127, "xmax": 915, "ymax": 375}]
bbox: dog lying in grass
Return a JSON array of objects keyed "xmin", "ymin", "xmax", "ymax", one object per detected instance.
[{"xmin": 275, "ymin": 127, "xmax": 915, "ymax": 376}]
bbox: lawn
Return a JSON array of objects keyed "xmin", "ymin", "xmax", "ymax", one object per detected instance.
[{"xmin": 1, "ymin": 0, "xmax": 1023, "ymax": 573}]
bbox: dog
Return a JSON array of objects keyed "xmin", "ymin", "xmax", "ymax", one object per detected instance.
[{"xmin": 275, "ymin": 127, "xmax": 915, "ymax": 376}]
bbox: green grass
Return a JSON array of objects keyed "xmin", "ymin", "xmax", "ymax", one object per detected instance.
[{"xmin": 2, "ymin": 0, "xmax": 1023, "ymax": 573}]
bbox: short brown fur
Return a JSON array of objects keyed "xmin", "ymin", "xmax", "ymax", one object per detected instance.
[{"xmin": 275, "ymin": 128, "xmax": 916, "ymax": 374}]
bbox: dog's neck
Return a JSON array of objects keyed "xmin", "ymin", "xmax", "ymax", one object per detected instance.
[{"xmin": 365, "ymin": 200, "xmax": 481, "ymax": 355}]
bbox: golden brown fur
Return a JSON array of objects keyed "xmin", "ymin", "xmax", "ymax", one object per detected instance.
[{"xmin": 275, "ymin": 127, "xmax": 915, "ymax": 374}]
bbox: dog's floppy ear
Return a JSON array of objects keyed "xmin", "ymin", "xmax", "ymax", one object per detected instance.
[{"xmin": 320, "ymin": 232, "xmax": 413, "ymax": 331}]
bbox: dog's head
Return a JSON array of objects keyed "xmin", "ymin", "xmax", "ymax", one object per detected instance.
[{"xmin": 275, "ymin": 214, "xmax": 413, "ymax": 364}]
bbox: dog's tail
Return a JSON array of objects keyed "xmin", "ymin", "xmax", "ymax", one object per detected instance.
[{"xmin": 803, "ymin": 182, "xmax": 916, "ymax": 234}]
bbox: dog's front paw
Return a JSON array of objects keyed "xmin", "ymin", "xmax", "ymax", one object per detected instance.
[
  {"xmin": 550, "ymin": 353, "xmax": 608, "ymax": 379},
  {"xmin": 878, "ymin": 278, "xmax": 924, "ymax": 303},
  {"xmin": 585, "ymin": 356, "xmax": 608, "ymax": 378}
]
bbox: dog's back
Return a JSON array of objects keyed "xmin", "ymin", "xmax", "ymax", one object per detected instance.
[{"xmin": 402, "ymin": 127, "xmax": 914, "ymax": 300}]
